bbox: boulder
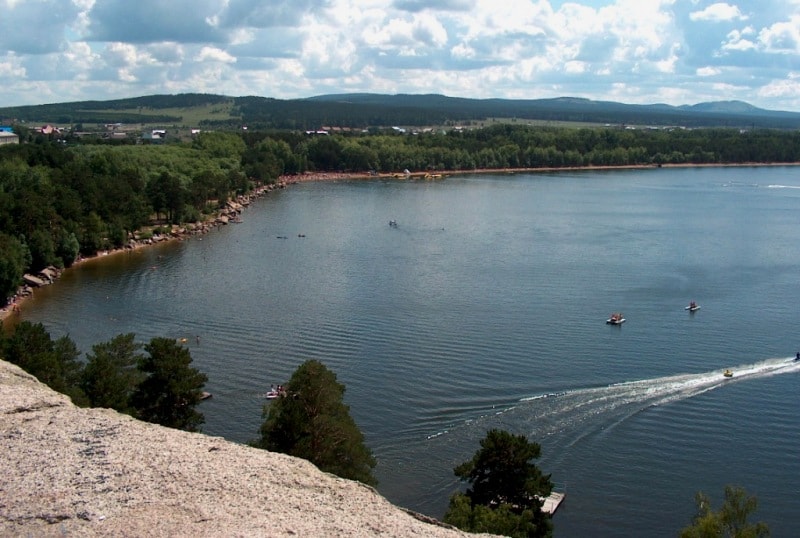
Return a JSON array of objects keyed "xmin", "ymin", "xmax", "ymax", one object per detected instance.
[{"xmin": 22, "ymin": 274, "xmax": 46, "ymax": 287}]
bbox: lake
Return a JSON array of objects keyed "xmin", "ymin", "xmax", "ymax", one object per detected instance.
[{"xmin": 16, "ymin": 166, "xmax": 800, "ymax": 536}]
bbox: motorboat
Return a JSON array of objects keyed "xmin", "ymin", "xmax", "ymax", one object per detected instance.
[
  {"xmin": 685, "ymin": 301, "xmax": 700, "ymax": 312},
  {"xmin": 606, "ymin": 313, "xmax": 625, "ymax": 325},
  {"xmin": 723, "ymin": 369, "xmax": 733, "ymax": 378}
]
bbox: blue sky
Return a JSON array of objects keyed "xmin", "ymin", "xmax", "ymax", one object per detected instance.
[{"xmin": 2, "ymin": 0, "xmax": 800, "ymax": 111}]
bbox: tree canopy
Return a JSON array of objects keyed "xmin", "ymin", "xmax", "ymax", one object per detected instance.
[
  {"xmin": 81, "ymin": 332, "xmax": 145, "ymax": 413},
  {"xmin": 254, "ymin": 359, "xmax": 376, "ymax": 486},
  {"xmin": 680, "ymin": 485, "xmax": 769, "ymax": 538},
  {"xmin": 444, "ymin": 428, "xmax": 553, "ymax": 538},
  {"xmin": 1, "ymin": 325, "xmax": 209, "ymax": 432},
  {"xmin": 0, "ymin": 320, "xmax": 87, "ymax": 405},
  {"xmin": 130, "ymin": 337, "xmax": 208, "ymax": 432}
]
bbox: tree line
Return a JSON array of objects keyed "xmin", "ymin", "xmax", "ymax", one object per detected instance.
[
  {"xmin": 0, "ymin": 323, "xmax": 208, "ymax": 431},
  {"xmin": 4, "ymin": 123, "xmax": 800, "ymax": 307},
  {"xmin": 1, "ymin": 123, "xmax": 797, "ymax": 302}
]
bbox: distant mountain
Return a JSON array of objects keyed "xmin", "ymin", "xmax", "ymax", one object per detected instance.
[
  {"xmin": 306, "ymin": 93, "xmax": 800, "ymax": 128},
  {"xmin": 679, "ymin": 100, "xmax": 762, "ymax": 114},
  {"xmin": 3, "ymin": 92, "xmax": 800, "ymax": 130}
]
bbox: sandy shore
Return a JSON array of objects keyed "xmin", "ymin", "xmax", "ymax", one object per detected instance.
[{"xmin": 278, "ymin": 161, "xmax": 800, "ymax": 184}]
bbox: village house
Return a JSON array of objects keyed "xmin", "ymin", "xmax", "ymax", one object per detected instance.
[{"xmin": 0, "ymin": 127, "xmax": 19, "ymax": 145}]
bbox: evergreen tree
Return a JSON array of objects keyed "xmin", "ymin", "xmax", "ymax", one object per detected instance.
[
  {"xmin": 0, "ymin": 232, "xmax": 30, "ymax": 302},
  {"xmin": 0, "ymin": 320, "xmax": 86, "ymax": 405},
  {"xmin": 81, "ymin": 333, "xmax": 145, "ymax": 413},
  {"xmin": 130, "ymin": 337, "xmax": 207, "ymax": 432},
  {"xmin": 444, "ymin": 429, "xmax": 553, "ymax": 538},
  {"xmin": 680, "ymin": 485, "xmax": 769, "ymax": 538},
  {"xmin": 255, "ymin": 359, "xmax": 376, "ymax": 486}
]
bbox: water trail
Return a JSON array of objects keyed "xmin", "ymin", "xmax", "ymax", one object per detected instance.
[{"xmin": 428, "ymin": 357, "xmax": 800, "ymax": 443}]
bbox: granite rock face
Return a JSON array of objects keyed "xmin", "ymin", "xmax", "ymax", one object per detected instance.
[{"xmin": 0, "ymin": 360, "xmax": 496, "ymax": 537}]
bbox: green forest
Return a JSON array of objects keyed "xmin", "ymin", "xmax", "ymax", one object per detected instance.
[
  {"xmin": 5, "ymin": 92, "xmax": 800, "ymax": 129},
  {"xmin": 2, "ymin": 123, "xmax": 800, "ymax": 306}
]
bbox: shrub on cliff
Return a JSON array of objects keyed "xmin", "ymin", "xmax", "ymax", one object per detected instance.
[
  {"xmin": 254, "ymin": 359, "xmax": 377, "ymax": 486},
  {"xmin": 443, "ymin": 429, "xmax": 553, "ymax": 538}
]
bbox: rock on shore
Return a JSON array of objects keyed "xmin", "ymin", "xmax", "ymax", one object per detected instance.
[{"xmin": 0, "ymin": 359, "xmax": 497, "ymax": 537}]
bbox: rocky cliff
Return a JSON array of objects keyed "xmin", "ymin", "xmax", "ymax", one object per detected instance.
[{"xmin": 0, "ymin": 360, "xmax": 496, "ymax": 537}]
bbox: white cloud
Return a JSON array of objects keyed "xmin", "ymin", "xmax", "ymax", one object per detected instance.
[
  {"xmin": 564, "ymin": 60, "xmax": 587, "ymax": 74},
  {"xmin": 195, "ymin": 47, "xmax": 237, "ymax": 64},
  {"xmin": 697, "ymin": 66, "xmax": 721, "ymax": 76},
  {"xmin": 0, "ymin": 55, "xmax": 26, "ymax": 78},
  {"xmin": 721, "ymin": 27, "xmax": 757, "ymax": 52},
  {"xmin": 1, "ymin": 0, "xmax": 800, "ymax": 111},
  {"xmin": 689, "ymin": 3, "xmax": 747, "ymax": 22},
  {"xmin": 450, "ymin": 42, "xmax": 476, "ymax": 59},
  {"xmin": 758, "ymin": 16, "xmax": 800, "ymax": 53}
]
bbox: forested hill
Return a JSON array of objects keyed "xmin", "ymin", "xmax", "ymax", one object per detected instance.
[
  {"xmin": 3, "ymin": 92, "xmax": 800, "ymax": 130},
  {"xmin": 306, "ymin": 93, "xmax": 800, "ymax": 129}
]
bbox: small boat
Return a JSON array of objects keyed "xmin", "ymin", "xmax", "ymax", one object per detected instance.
[
  {"xmin": 723, "ymin": 369, "xmax": 733, "ymax": 378},
  {"xmin": 606, "ymin": 313, "xmax": 625, "ymax": 325},
  {"xmin": 265, "ymin": 391, "xmax": 280, "ymax": 399},
  {"xmin": 200, "ymin": 391, "xmax": 212, "ymax": 400},
  {"xmin": 685, "ymin": 301, "xmax": 700, "ymax": 312}
]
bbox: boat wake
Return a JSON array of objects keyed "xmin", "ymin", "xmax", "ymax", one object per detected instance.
[{"xmin": 427, "ymin": 357, "xmax": 800, "ymax": 444}]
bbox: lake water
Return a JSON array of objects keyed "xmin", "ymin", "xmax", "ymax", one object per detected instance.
[{"xmin": 16, "ymin": 167, "xmax": 800, "ymax": 536}]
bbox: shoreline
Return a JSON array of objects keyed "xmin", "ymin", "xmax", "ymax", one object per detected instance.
[
  {"xmin": 278, "ymin": 162, "xmax": 800, "ymax": 185},
  {"xmin": 4, "ymin": 161, "xmax": 799, "ymax": 323},
  {"xmin": 0, "ymin": 180, "xmax": 287, "ymax": 323},
  {"xmin": 278, "ymin": 161, "xmax": 800, "ymax": 183}
]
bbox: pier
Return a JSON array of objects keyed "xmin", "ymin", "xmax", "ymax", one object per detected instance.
[{"xmin": 541, "ymin": 491, "xmax": 566, "ymax": 515}]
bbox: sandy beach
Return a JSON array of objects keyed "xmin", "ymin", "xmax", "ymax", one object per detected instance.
[{"xmin": 278, "ymin": 161, "xmax": 800, "ymax": 184}]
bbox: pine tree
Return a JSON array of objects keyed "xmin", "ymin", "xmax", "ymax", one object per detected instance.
[
  {"xmin": 81, "ymin": 333, "xmax": 145, "ymax": 413},
  {"xmin": 680, "ymin": 485, "xmax": 769, "ymax": 538},
  {"xmin": 255, "ymin": 359, "xmax": 376, "ymax": 486},
  {"xmin": 444, "ymin": 429, "xmax": 553, "ymax": 538},
  {"xmin": 130, "ymin": 337, "xmax": 207, "ymax": 432}
]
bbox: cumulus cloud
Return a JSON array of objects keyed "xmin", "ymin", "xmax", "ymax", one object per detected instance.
[
  {"xmin": 195, "ymin": 47, "xmax": 237, "ymax": 64},
  {"xmin": 0, "ymin": 55, "xmax": 26, "ymax": 78},
  {"xmin": 1, "ymin": 0, "xmax": 800, "ymax": 111},
  {"xmin": 722, "ymin": 27, "xmax": 758, "ymax": 52},
  {"xmin": 214, "ymin": 0, "xmax": 327, "ymax": 29},
  {"xmin": 758, "ymin": 16, "xmax": 800, "ymax": 53},
  {"xmin": 689, "ymin": 3, "xmax": 747, "ymax": 22},
  {"xmin": 0, "ymin": 0, "xmax": 83, "ymax": 54},
  {"xmin": 697, "ymin": 66, "xmax": 722, "ymax": 76},
  {"xmin": 86, "ymin": 0, "xmax": 226, "ymax": 43},
  {"xmin": 394, "ymin": 0, "xmax": 474, "ymax": 12}
]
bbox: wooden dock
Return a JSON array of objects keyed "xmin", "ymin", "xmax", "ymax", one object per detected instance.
[{"xmin": 541, "ymin": 491, "xmax": 565, "ymax": 515}]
